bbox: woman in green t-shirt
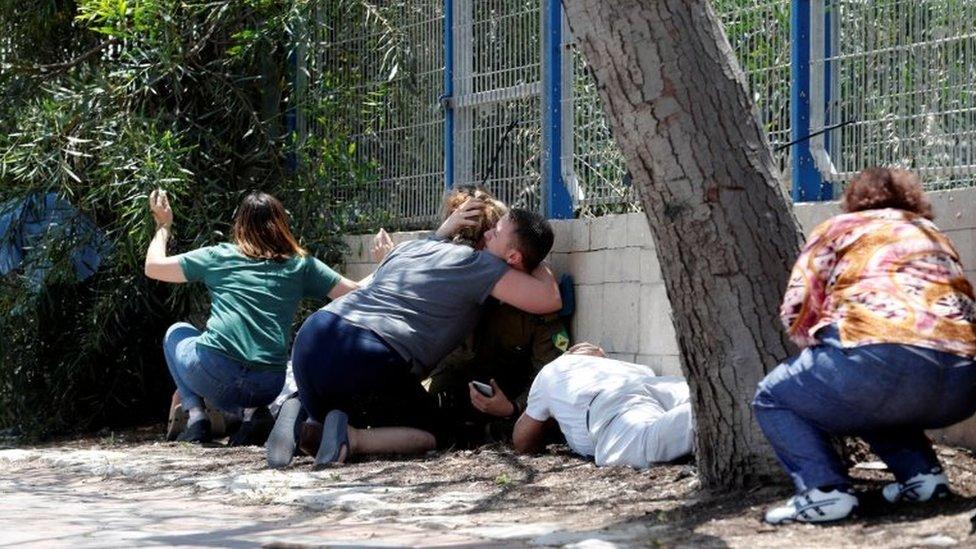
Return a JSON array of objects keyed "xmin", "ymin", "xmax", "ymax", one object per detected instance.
[{"xmin": 145, "ymin": 190, "xmax": 358, "ymax": 444}]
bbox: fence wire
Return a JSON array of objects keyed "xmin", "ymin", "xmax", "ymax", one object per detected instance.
[
  {"xmin": 453, "ymin": 0, "xmax": 543, "ymax": 213},
  {"xmin": 302, "ymin": 1, "xmax": 445, "ymax": 228},
  {"xmin": 816, "ymin": 0, "xmax": 976, "ymax": 190},
  {"xmin": 569, "ymin": 0, "xmax": 793, "ymax": 216},
  {"xmin": 303, "ymin": 0, "xmax": 975, "ymax": 226}
]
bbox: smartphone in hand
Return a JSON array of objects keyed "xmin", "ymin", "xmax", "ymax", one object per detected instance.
[{"xmin": 471, "ymin": 380, "xmax": 494, "ymax": 398}]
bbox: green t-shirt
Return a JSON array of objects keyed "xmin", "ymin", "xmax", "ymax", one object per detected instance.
[{"xmin": 178, "ymin": 243, "xmax": 341, "ymax": 371}]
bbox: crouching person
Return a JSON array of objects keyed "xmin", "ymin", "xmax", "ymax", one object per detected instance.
[
  {"xmin": 754, "ymin": 167, "xmax": 976, "ymax": 525},
  {"xmin": 513, "ymin": 342, "xmax": 693, "ymax": 468},
  {"xmin": 145, "ymin": 190, "xmax": 357, "ymax": 444}
]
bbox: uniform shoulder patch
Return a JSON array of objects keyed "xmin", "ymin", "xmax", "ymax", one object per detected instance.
[{"xmin": 552, "ymin": 330, "xmax": 570, "ymax": 352}]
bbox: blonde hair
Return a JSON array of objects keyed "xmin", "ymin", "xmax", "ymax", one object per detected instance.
[{"xmin": 440, "ymin": 185, "xmax": 508, "ymax": 246}]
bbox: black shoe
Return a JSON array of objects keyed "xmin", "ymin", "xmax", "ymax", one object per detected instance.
[
  {"xmin": 298, "ymin": 420, "xmax": 323, "ymax": 457},
  {"xmin": 266, "ymin": 396, "xmax": 305, "ymax": 468},
  {"xmin": 176, "ymin": 419, "xmax": 212, "ymax": 444},
  {"xmin": 228, "ymin": 407, "xmax": 274, "ymax": 447}
]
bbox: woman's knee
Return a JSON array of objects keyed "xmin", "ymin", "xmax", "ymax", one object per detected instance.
[
  {"xmin": 163, "ymin": 321, "xmax": 198, "ymax": 347},
  {"xmin": 752, "ymin": 372, "xmax": 782, "ymax": 410},
  {"xmin": 752, "ymin": 352, "xmax": 814, "ymax": 410}
]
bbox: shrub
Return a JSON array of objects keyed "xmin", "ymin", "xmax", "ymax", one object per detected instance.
[{"xmin": 0, "ymin": 1, "xmax": 379, "ymax": 437}]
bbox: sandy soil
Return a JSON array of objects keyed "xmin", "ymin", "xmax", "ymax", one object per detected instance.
[{"xmin": 2, "ymin": 427, "xmax": 976, "ymax": 547}]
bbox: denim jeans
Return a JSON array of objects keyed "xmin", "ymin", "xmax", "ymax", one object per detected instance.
[
  {"xmin": 753, "ymin": 326, "xmax": 976, "ymax": 493},
  {"xmin": 162, "ymin": 322, "xmax": 285, "ymax": 414}
]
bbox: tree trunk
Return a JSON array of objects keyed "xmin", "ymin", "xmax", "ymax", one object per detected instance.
[{"xmin": 563, "ymin": 0, "xmax": 805, "ymax": 489}]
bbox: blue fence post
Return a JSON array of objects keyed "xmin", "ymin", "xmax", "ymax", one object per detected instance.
[
  {"xmin": 541, "ymin": 0, "xmax": 573, "ymax": 219},
  {"xmin": 823, "ymin": 0, "xmax": 833, "ymax": 163},
  {"xmin": 790, "ymin": 0, "xmax": 830, "ymax": 202},
  {"xmin": 443, "ymin": 0, "xmax": 455, "ymax": 191}
]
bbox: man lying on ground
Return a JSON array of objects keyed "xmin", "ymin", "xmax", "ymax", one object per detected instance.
[{"xmin": 513, "ymin": 343, "xmax": 694, "ymax": 468}]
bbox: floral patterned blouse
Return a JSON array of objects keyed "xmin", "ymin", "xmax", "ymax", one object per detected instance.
[{"xmin": 781, "ymin": 208, "xmax": 976, "ymax": 357}]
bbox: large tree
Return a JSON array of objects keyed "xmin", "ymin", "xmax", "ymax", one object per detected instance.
[{"xmin": 563, "ymin": 0, "xmax": 806, "ymax": 488}]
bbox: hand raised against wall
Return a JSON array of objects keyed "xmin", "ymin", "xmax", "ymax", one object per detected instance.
[{"xmin": 371, "ymin": 228, "xmax": 394, "ymax": 263}]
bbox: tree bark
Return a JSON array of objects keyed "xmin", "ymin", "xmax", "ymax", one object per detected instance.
[{"xmin": 563, "ymin": 0, "xmax": 805, "ymax": 488}]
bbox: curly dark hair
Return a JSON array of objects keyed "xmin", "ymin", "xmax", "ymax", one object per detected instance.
[{"xmin": 841, "ymin": 167, "xmax": 933, "ymax": 220}]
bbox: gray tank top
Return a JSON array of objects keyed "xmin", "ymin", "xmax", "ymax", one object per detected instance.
[{"xmin": 324, "ymin": 238, "xmax": 509, "ymax": 377}]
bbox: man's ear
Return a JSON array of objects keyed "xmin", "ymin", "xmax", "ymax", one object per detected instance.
[{"xmin": 506, "ymin": 249, "xmax": 524, "ymax": 269}]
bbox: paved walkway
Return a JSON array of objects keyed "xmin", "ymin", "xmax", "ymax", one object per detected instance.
[
  {"xmin": 5, "ymin": 442, "xmax": 976, "ymax": 547},
  {"xmin": 0, "ymin": 445, "xmax": 663, "ymax": 547}
]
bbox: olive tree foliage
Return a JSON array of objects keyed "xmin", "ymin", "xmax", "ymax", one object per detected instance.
[{"xmin": 0, "ymin": 0, "xmax": 388, "ymax": 436}]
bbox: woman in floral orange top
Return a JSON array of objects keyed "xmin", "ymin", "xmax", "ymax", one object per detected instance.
[{"xmin": 754, "ymin": 167, "xmax": 976, "ymax": 525}]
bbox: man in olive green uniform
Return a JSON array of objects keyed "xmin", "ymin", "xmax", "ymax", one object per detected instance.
[{"xmin": 425, "ymin": 296, "xmax": 571, "ymax": 447}]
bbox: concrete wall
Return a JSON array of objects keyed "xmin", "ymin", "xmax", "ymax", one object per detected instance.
[
  {"xmin": 340, "ymin": 213, "xmax": 683, "ymax": 376},
  {"xmin": 340, "ymin": 185, "xmax": 976, "ymax": 445},
  {"xmin": 342, "ymin": 186, "xmax": 976, "ymax": 370}
]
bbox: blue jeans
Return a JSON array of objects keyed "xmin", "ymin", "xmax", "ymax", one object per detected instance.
[
  {"xmin": 162, "ymin": 322, "xmax": 285, "ymax": 414},
  {"xmin": 291, "ymin": 311, "xmax": 440, "ymax": 433},
  {"xmin": 753, "ymin": 327, "xmax": 976, "ymax": 493}
]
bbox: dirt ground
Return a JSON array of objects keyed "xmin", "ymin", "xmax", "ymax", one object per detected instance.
[{"xmin": 3, "ymin": 427, "xmax": 976, "ymax": 547}]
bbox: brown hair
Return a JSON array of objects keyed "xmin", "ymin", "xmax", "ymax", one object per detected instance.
[
  {"xmin": 508, "ymin": 208, "xmax": 555, "ymax": 272},
  {"xmin": 232, "ymin": 192, "xmax": 307, "ymax": 261},
  {"xmin": 841, "ymin": 167, "xmax": 933, "ymax": 220},
  {"xmin": 440, "ymin": 185, "xmax": 508, "ymax": 246}
]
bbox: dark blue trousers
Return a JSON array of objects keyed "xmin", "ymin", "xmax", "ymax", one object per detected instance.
[{"xmin": 291, "ymin": 311, "xmax": 440, "ymax": 434}]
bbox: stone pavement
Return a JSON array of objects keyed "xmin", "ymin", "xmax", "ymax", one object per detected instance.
[
  {"xmin": 0, "ymin": 444, "xmax": 669, "ymax": 547},
  {"xmin": 6, "ymin": 442, "xmax": 975, "ymax": 547}
]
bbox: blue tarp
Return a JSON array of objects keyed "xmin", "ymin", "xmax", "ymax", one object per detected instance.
[{"xmin": 0, "ymin": 193, "xmax": 111, "ymax": 287}]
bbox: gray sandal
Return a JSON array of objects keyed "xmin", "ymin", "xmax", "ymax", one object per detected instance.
[
  {"xmin": 314, "ymin": 409, "xmax": 349, "ymax": 468},
  {"xmin": 266, "ymin": 395, "xmax": 305, "ymax": 468}
]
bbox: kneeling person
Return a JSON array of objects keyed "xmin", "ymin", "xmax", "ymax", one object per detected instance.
[
  {"xmin": 268, "ymin": 207, "xmax": 561, "ymax": 469},
  {"xmin": 513, "ymin": 343, "xmax": 693, "ymax": 468}
]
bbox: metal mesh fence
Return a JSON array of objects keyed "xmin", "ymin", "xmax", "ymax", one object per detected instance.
[
  {"xmin": 565, "ymin": 43, "xmax": 636, "ymax": 216},
  {"xmin": 719, "ymin": 0, "xmax": 793, "ymax": 176},
  {"xmin": 813, "ymin": 0, "xmax": 976, "ymax": 190},
  {"xmin": 453, "ymin": 0, "xmax": 543, "ymax": 212},
  {"xmin": 569, "ymin": 0, "xmax": 793, "ymax": 216},
  {"xmin": 301, "ymin": 1, "xmax": 445, "ymax": 228},
  {"xmin": 303, "ymin": 0, "xmax": 976, "ymax": 225},
  {"xmin": 303, "ymin": 1, "xmax": 793, "ymax": 224}
]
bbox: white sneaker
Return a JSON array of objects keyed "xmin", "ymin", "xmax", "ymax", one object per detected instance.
[
  {"xmin": 882, "ymin": 469, "xmax": 950, "ymax": 503},
  {"xmin": 764, "ymin": 488, "xmax": 858, "ymax": 524}
]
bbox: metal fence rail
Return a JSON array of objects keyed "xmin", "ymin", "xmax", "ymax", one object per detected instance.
[
  {"xmin": 567, "ymin": 0, "xmax": 793, "ymax": 215},
  {"xmin": 810, "ymin": 0, "xmax": 976, "ymax": 190},
  {"xmin": 302, "ymin": 0, "xmax": 976, "ymax": 226}
]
